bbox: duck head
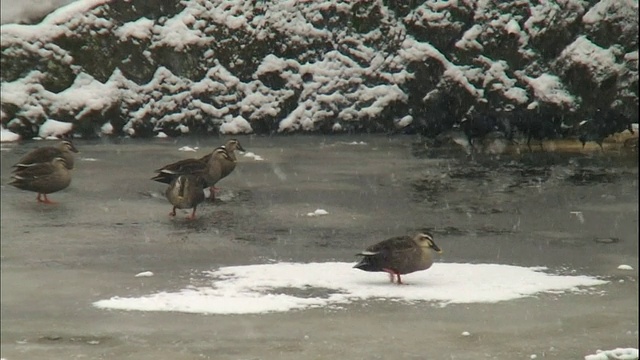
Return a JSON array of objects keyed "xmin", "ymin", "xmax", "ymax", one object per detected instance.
[{"xmin": 415, "ymin": 232, "xmax": 442, "ymax": 253}]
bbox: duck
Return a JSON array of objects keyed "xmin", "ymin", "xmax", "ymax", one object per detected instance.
[
  {"xmin": 12, "ymin": 140, "xmax": 79, "ymax": 171},
  {"xmin": 200, "ymin": 139, "xmax": 244, "ymax": 194},
  {"xmin": 152, "ymin": 139, "xmax": 244, "ymax": 200},
  {"xmin": 9, "ymin": 157, "xmax": 72, "ymax": 204},
  {"xmin": 354, "ymin": 232, "xmax": 442, "ymax": 284},
  {"xmin": 200, "ymin": 147, "xmax": 237, "ymax": 201},
  {"xmin": 165, "ymin": 174, "xmax": 206, "ymax": 220}
]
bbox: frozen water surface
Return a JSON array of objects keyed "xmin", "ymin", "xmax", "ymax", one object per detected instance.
[{"xmin": 1, "ymin": 135, "xmax": 637, "ymax": 360}]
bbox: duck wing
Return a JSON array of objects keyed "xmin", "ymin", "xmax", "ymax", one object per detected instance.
[
  {"xmin": 13, "ymin": 147, "xmax": 61, "ymax": 169},
  {"xmin": 152, "ymin": 158, "xmax": 207, "ymax": 184},
  {"xmin": 354, "ymin": 236, "xmax": 416, "ymax": 272},
  {"xmin": 198, "ymin": 153, "xmax": 212, "ymax": 163},
  {"xmin": 11, "ymin": 161, "xmax": 57, "ymax": 180},
  {"xmin": 363, "ymin": 236, "xmax": 414, "ymax": 253}
]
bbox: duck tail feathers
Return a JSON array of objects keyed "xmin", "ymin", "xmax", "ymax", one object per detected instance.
[
  {"xmin": 150, "ymin": 173, "xmax": 173, "ymax": 184},
  {"xmin": 353, "ymin": 256, "xmax": 378, "ymax": 271}
]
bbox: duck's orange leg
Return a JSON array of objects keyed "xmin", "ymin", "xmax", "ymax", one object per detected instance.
[
  {"xmin": 186, "ymin": 206, "xmax": 198, "ymax": 220},
  {"xmin": 39, "ymin": 194, "xmax": 56, "ymax": 204},
  {"xmin": 383, "ymin": 268, "xmax": 404, "ymax": 285}
]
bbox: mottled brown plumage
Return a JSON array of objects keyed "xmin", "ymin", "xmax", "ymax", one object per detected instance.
[
  {"xmin": 13, "ymin": 140, "xmax": 78, "ymax": 171},
  {"xmin": 152, "ymin": 139, "xmax": 244, "ymax": 200},
  {"xmin": 354, "ymin": 233, "xmax": 441, "ymax": 284},
  {"xmin": 200, "ymin": 147, "xmax": 237, "ymax": 200},
  {"xmin": 151, "ymin": 156, "xmax": 209, "ymax": 185},
  {"xmin": 165, "ymin": 174, "xmax": 206, "ymax": 220},
  {"xmin": 9, "ymin": 157, "xmax": 72, "ymax": 204}
]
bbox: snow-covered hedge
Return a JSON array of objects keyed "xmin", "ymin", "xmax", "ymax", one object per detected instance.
[{"xmin": 0, "ymin": 0, "xmax": 637, "ymax": 141}]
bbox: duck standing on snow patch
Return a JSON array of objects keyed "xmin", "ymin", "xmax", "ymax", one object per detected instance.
[{"xmin": 354, "ymin": 232, "xmax": 442, "ymax": 285}]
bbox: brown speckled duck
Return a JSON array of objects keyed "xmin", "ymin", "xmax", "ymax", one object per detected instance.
[
  {"xmin": 200, "ymin": 147, "xmax": 237, "ymax": 200},
  {"xmin": 354, "ymin": 232, "xmax": 442, "ymax": 284},
  {"xmin": 165, "ymin": 174, "xmax": 206, "ymax": 220},
  {"xmin": 12, "ymin": 140, "xmax": 78, "ymax": 171},
  {"xmin": 9, "ymin": 157, "xmax": 72, "ymax": 204},
  {"xmin": 152, "ymin": 139, "xmax": 244, "ymax": 200}
]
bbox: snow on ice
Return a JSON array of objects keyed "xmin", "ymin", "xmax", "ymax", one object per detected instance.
[
  {"xmin": 584, "ymin": 348, "xmax": 639, "ymax": 360},
  {"xmin": 94, "ymin": 261, "xmax": 608, "ymax": 315}
]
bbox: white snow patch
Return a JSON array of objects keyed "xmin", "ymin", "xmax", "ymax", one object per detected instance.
[
  {"xmin": 156, "ymin": 132, "xmax": 168, "ymax": 138},
  {"xmin": 455, "ymin": 24, "xmax": 483, "ymax": 51},
  {"xmin": 395, "ymin": 115, "xmax": 413, "ymax": 128},
  {"xmin": 584, "ymin": 348, "xmax": 639, "ymax": 360},
  {"xmin": 1, "ymin": 127, "xmax": 20, "ymax": 142},
  {"xmin": 477, "ymin": 57, "xmax": 529, "ymax": 104},
  {"xmin": 40, "ymin": 0, "xmax": 111, "ymax": 26},
  {"xmin": 617, "ymin": 265, "xmax": 634, "ymax": 271},
  {"xmin": 178, "ymin": 146, "xmax": 198, "ymax": 152},
  {"xmin": 154, "ymin": 10, "xmax": 209, "ymax": 51},
  {"xmin": 243, "ymin": 152, "xmax": 264, "ymax": 161},
  {"xmin": 114, "ymin": 17, "xmax": 154, "ymax": 42},
  {"xmin": 346, "ymin": 141, "xmax": 367, "ymax": 145},
  {"xmin": 219, "ymin": 116, "xmax": 253, "ymax": 135},
  {"xmin": 135, "ymin": 271, "xmax": 154, "ymax": 278},
  {"xmin": 80, "ymin": 157, "xmax": 98, "ymax": 162},
  {"xmin": 38, "ymin": 119, "xmax": 73, "ymax": 138},
  {"xmin": 505, "ymin": 19, "xmax": 521, "ymax": 35},
  {"xmin": 558, "ymin": 36, "xmax": 620, "ymax": 84},
  {"xmin": 519, "ymin": 73, "xmax": 575, "ymax": 109},
  {"xmin": 93, "ymin": 262, "xmax": 608, "ymax": 315},
  {"xmin": 100, "ymin": 122, "xmax": 113, "ymax": 135},
  {"xmin": 53, "ymin": 73, "xmax": 117, "ymax": 119},
  {"xmin": 277, "ymin": 48, "xmax": 409, "ymax": 132},
  {"xmin": 461, "ymin": 331, "xmax": 471, "ymax": 336},
  {"xmin": 306, "ymin": 209, "xmax": 328, "ymax": 217},
  {"xmin": 583, "ymin": 0, "xmax": 638, "ymax": 25}
]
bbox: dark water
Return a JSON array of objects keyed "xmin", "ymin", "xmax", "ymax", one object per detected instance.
[{"xmin": 1, "ymin": 135, "xmax": 638, "ymax": 360}]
